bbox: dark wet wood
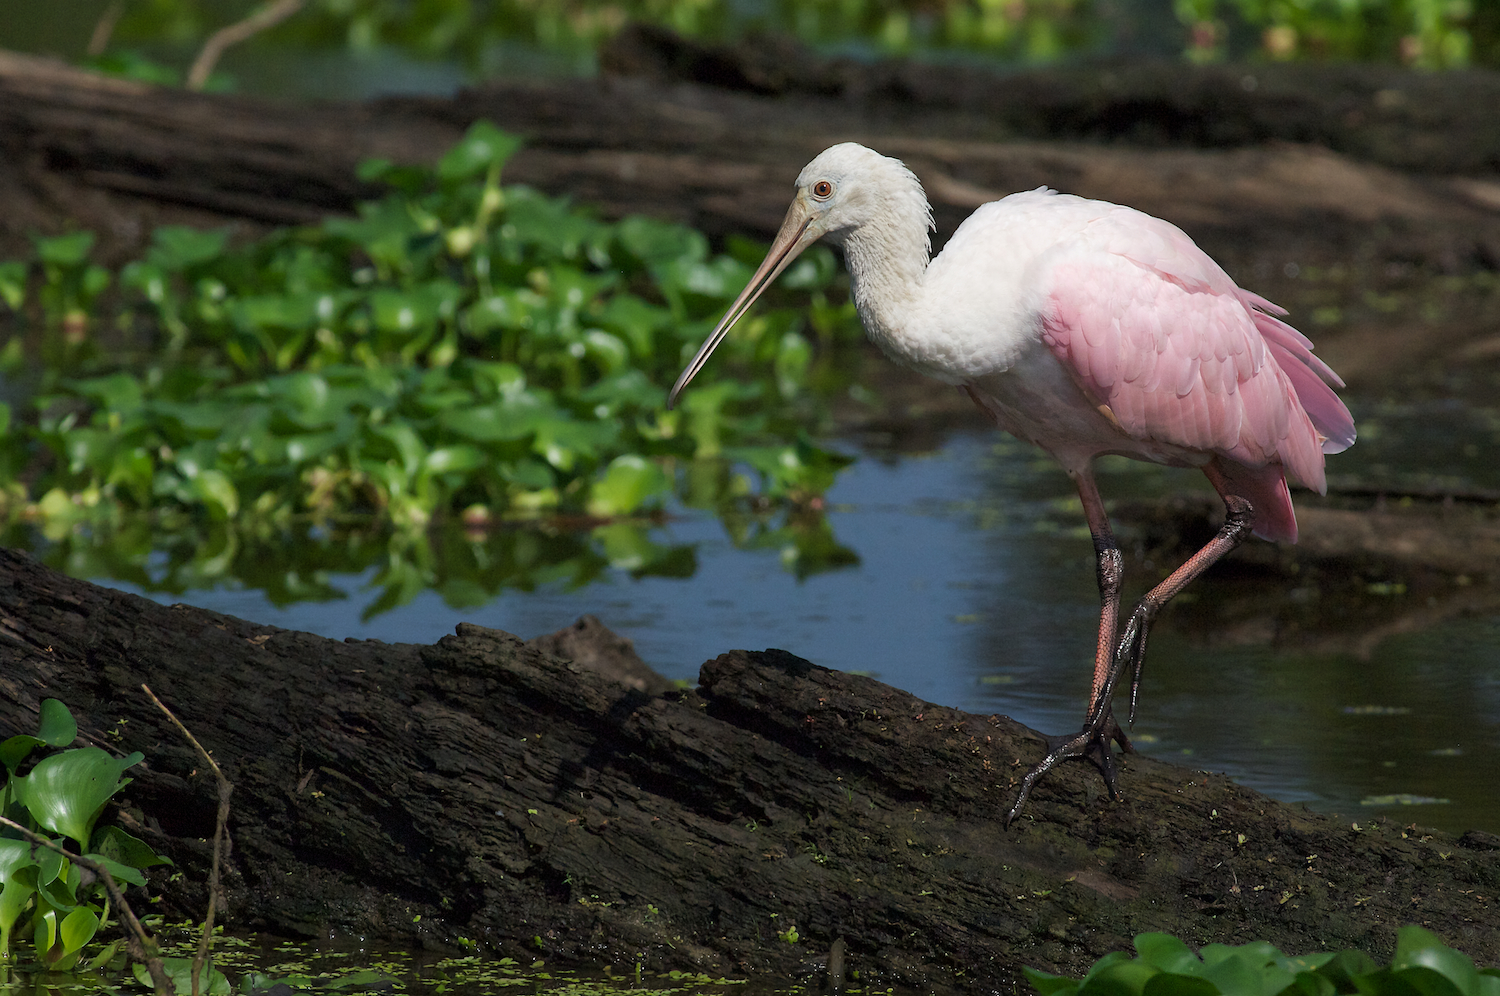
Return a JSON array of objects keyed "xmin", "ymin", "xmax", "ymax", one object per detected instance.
[{"xmin": 0, "ymin": 548, "xmax": 1496, "ymax": 992}]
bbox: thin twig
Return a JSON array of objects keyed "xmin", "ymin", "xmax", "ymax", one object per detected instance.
[
  {"xmin": 88, "ymin": 0, "xmax": 128, "ymax": 56},
  {"xmin": 0, "ymin": 816, "xmax": 171, "ymax": 996},
  {"xmin": 186, "ymin": 0, "xmax": 305, "ymax": 91},
  {"xmin": 143, "ymin": 684, "xmax": 233, "ymax": 996}
]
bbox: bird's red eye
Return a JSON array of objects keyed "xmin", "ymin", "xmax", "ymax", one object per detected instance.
[{"xmin": 812, "ymin": 180, "xmax": 834, "ymax": 199}]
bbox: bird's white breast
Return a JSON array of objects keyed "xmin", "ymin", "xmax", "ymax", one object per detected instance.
[{"xmin": 860, "ymin": 190, "xmax": 1126, "ymax": 384}]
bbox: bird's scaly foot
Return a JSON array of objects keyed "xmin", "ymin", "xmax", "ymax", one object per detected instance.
[{"xmin": 1006, "ymin": 708, "xmax": 1133, "ymax": 825}]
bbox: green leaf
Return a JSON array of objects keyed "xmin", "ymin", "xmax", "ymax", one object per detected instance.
[
  {"xmin": 1393, "ymin": 927, "xmax": 1478, "ymax": 996},
  {"xmin": 1317, "ymin": 949, "xmax": 1380, "ymax": 990},
  {"xmin": 1392, "ymin": 967, "xmax": 1469, "ymax": 996},
  {"xmin": 0, "ymin": 840, "xmax": 38, "ymax": 886},
  {"xmin": 0, "ymin": 700, "xmax": 78, "ymax": 774},
  {"xmin": 440, "ymin": 393, "xmax": 560, "ymax": 442},
  {"xmin": 774, "ymin": 330, "xmax": 812, "ymax": 398},
  {"xmin": 91, "ymin": 825, "xmax": 173, "ymax": 871},
  {"xmin": 33, "ymin": 904, "xmax": 58, "ymax": 960},
  {"xmin": 65, "ymin": 373, "xmax": 147, "ymax": 416},
  {"xmin": 0, "ymin": 841, "xmax": 38, "ymax": 958},
  {"xmin": 0, "ymin": 260, "xmax": 26, "ymax": 310},
  {"xmin": 146, "ymin": 226, "xmax": 228, "ymax": 271},
  {"xmin": 58, "ymin": 905, "xmax": 99, "ymax": 956},
  {"xmin": 82, "ymin": 264, "xmax": 112, "ymax": 298},
  {"xmin": 438, "ymin": 121, "xmax": 523, "ymax": 182},
  {"xmin": 80, "ymin": 852, "xmax": 147, "ymax": 887},
  {"xmin": 1143, "ymin": 974, "xmax": 1221, "ymax": 996},
  {"xmin": 1284, "ymin": 970, "xmax": 1338, "ymax": 996},
  {"xmin": 1136, "ymin": 934, "xmax": 1202, "ymax": 974},
  {"xmin": 36, "ymin": 865, "xmax": 79, "ymax": 911},
  {"xmin": 14, "ymin": 747, "xmax": 144, "ymax": 851},
  {"xmin": 1202, "ymin": 952, "xmax": 1273, "ymax": 996},
  {"xmin": 581, "ymin": 329, "xmax": 630, "ymax": 374},
  {"xmin": 1026, "ymin": 966, "xmax": 1082, "ymax": 996},
  {"xmin": 533, "ymin": 418, "xmax": 619, "ymax": 472},
  {"xmin": 85, "ymin": 936, "xmax": 126, "ymax": 972},
  {"xmin": 422, "ymin": 445, "xmax": 483, "ymax": 476},
  {"xmin": 36, "ymin": 700, "xmax": 78, "ymax": 748},
  {"xmin": 616, "ymin": 216, "xmax": 707, "ymax": 267},
  {"xmin": 1, "ymin": 737, "xmax": 44, "ymax": 776},
  {"xmin": 370, "ymin": 288, "xmax": 434, "ymax": 334},
  {"xmin": 190, "ymin": 469, "xmax": 241, "ymax": 520},
  {"xmin": 328, "ymin": 968, "xmax": 400, "ymax": 990},
  {"xmin": 135, "ymin": 956, "xmax": 232, "ymax": 995},
  {"xmin": 34, "ymin": 231, "xmax": 95, "ymax": 267},
  {"xmin": 1080, "ymin": 959, "xmax": 1161, "ymax": 996},
  {"xmin": 586, "ymin": 455, "xmax": 669, "ymax": 517}
]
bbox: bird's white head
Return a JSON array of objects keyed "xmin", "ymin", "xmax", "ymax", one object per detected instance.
[
  {"xmin": 793, "ymin": 143, "xmax": 930, "ymax": 247},
  {"xmin": 666, "ymin": 143, "xmax": 930, "ymax": 409}
]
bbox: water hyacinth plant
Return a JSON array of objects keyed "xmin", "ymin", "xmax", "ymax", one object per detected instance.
[
  {"xmin": 0, "ymin": 122, "xmax": 865, "ymax": 603},
  {"xmin": 0, "ymin": 700, "xmax": 172, "ymax": 972},
  {"xmin": 1026, "ymin": 928, "xmax": 1500, "ymax": 996}
]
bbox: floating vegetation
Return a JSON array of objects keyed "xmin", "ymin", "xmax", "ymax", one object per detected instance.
[
  {"xmin": 0, "ymin": 123, "xmax": 868, "ymax": 608},
  {"xmin": 1026, "ymin": 927, "xmax": 1500, "ymax": 996}
]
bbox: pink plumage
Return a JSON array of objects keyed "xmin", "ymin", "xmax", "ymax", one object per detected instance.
[{"xmin": 1038, "ymin": 219, "xmax": 1353, "ymax": 541}]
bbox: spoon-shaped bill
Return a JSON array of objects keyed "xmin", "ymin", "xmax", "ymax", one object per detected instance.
[{"xmin": 666, "ymin": 199, "xmax": 820, "ymax": 410}]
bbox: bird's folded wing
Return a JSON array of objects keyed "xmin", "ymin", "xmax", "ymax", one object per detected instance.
[{"xmin": 1039, "ymin": 249, "xmax": 1341, "ymax": 496}]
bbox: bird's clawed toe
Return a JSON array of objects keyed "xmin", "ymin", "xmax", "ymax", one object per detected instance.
[{"xmin": 1006, "ymin": 708, "xmax": 1132, "ymax": 825}]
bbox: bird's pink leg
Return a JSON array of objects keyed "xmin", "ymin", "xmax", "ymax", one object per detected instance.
[
  {"xmin": 1006, "ymin": 469, "xmax": 1135, "ymax": 824},
  {"xmin": 1074, "ymin": 471, "xmax": 1125, "ymax": 718},
  {"xmin": 1115, "ymin": 471, "xmax": 1255, "ymax": 723}
]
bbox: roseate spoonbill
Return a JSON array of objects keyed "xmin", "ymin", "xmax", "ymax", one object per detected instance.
[{"xmin": 667, "ymin": 143, "xmax": 1355, "ymax": 822}]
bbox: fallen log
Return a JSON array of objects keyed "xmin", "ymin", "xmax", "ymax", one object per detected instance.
[{"xmin": 0, "ymin": 547, "xmax": 1495, "ymax": 992}]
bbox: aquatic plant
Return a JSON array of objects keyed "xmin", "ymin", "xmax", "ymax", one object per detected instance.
[
  {"xmin": 0, "ymin": 699, "xmax": 172, "ymax": 971},
  {"xmin": 0, "ymin": 122, "xmax": 861, "ymax": 540},
  {"xmin": 1026, "ymin": 927, "xmax": 1500, "ymax": 996}
]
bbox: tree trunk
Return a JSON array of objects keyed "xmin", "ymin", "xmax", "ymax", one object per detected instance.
[{"xmin": 0, "ymin": 548, "xmax": 1496, "ymax": 992}]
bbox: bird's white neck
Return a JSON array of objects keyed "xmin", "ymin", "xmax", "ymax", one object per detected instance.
[{"xmin": 835, "ymin": 183, "xmax": 935, "ymax": 371}]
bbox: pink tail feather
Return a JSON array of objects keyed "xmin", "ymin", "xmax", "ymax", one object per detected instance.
[
  {"xmin": 1245, "ymin": 304, "xmax": 1357, "ymax": 457},
  {"xmin": 1206, "ymin": 456, "xmax": 1299, "ymax": 543}
]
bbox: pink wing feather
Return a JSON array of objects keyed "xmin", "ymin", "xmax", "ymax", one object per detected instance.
[{"xmin": 1039, "ymin": 210, "xmax": 1354, "ymax": 542}]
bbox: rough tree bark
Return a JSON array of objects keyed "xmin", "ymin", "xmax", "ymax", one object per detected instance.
[{"xmin": 0, "ymin": 548, "xmax": 1496, "ymax": 992}]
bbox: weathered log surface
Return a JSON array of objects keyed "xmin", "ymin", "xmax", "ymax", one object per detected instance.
[{"xmin": 1, "ymin": 547, "xmax": 1497, "ymax": 991}]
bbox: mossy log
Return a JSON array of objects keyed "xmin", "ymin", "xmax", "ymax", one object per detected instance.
[{"xmin": 0, "ymin": 547, "xmax": 1496, "ymax": 992}]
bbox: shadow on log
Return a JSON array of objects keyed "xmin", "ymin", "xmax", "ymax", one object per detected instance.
[{"xmin": 0, "ymin": 547, "xmax": 1496, "ymax": 991}]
